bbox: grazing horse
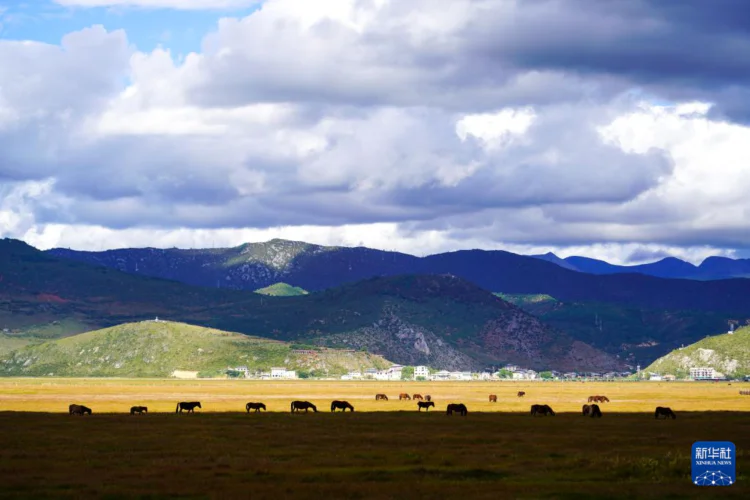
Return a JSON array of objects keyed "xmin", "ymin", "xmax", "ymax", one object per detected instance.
[
  {"xmin": 425, "ymin": 395, "xmax": 432, "ymax": 402},
  {"xmin": 375, "ymin": 393, "xmax": 389, "ymax": 401},
  {"xmin": 530, "ymin": 404, "xmax": 555, "ymax": 416},
  {"xmin": 245, "ymin": 402, "xmax": 266, "ymax": 413},
  {"xmin": 130, "ymin": 406, "xmax": 148, "ymax": 415},
  {"xmin": 489, "ymin": 394, "xmax": 498, "ymax": 403},
  {"xmin": 291, "ymin": 401, "xmax": 317, "ymax": 413},
  {"xmin": 69, "ymin": 404, "xmax": 92, "ymax": 415},
  {"xmin": 331, "ymin": 400, "xmax": 354, "ymax": 412},
  {"xmin": 176, "ymin": 402, "xmax": 202, "ymax": 414},
  {"xmin": 417, "ymin": 401, "xmax": 435, "ymax": 411},
  {"xmin": 399, "ymin": 393, "xmax": 411, "ymax": 400},
  {"xmin": 517, "ymin": 391, "xmax": 526, "ymax": 397},
  {"xmin": 446, "ymin": 403, "xmax": 468, "ymax": 416},
  {"xmin": 589, "ymin": 395, "xmax": 610, "ymax": 403},
  {"xmin": 589, "ymin": 404, "xmax": 602, "ymax": 418},
  {"xmin": 413, "ymin": 394, "xmax": 424, "ymax": 401},
  {"xmin": 655, "ymin": 406, "xmax": 677, "ymax": 419}
]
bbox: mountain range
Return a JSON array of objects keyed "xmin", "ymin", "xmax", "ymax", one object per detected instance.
[
  {"xmin": 46, "ymin": 239, "xmax": 750, "ymax": 312},
  {"xmin": 531, "ymin": 253, "xmax": 750, "ymax": 280},
  {"xmin": 0, "ymin": 239, "xmax": 623, "ymax": 372}
]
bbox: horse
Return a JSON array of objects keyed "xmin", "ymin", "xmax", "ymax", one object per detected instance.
[
  {"xmin": 176, "ymin": 401, "xmax": 202, "ymax": 414},
  {"xmin": 130, "ymin": 406, "xmax": 148, "ymax": 415},
  {"xmin": 655, "ymin": 406, "xmax": 676, "ymax": 419},
  {"xmin": 446, "ymin": 403, "xmax": 468, "ymax": 416},
  {"xmin": 530, "ymin": 404, "xmax": 555, "ymax": 416},
  {"xmin": 417, "ymin": 401, "xmax": 435, "ymax": 411},
  {"xmin": 375, "ymin": 393, "xmax": 389, "ymax": 401},
  {"xmin": 489, "ymin": 394, "xmax": 498, "ymax": 402},
  {"xmin": 245, "ymin": 402, "xmax": 266, "ymax": 413},
  {"xmin": 399, "ymin": 393, "xmax": 411, "ymax": 400},
  {"xmin": 413, "ymin": 394, "xmax": 424, "ymax": 401},
  {"xmin": 589, "ymin": 404, "xmax": 602, "ymax": 418},
  {"xmin": 517, "ymin": 391, "xmax": 526, "ymax": 397},
  {"xmin": 425, "ymin": 395, "xmax": 432, "ymax": 401},
  {"xmin": 331, "ymin": 400, "xmax": 354, "ymax": 412},
  {"xmin": 291, "ymin": 401, "xmax": 317, "ymax": 413},
  {"xmin": 69, "ymin": 404, "xmax": 92, "ymax": 415},
  {"xmin": 598, "ymin": 396, "xmax": 610, "ymax": 403}
]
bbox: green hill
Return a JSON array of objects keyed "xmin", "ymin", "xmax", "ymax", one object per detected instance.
[
  {"xmin": 0, "ymin": 321, "xmax": 392, "ymax": 378},
  {"xmin": 643, "ymin": 326, "xmax": 750, "ymax": 379},
  {"xmin": 255, "ymin": 283, "xmax": 308, "ymax": 296}
]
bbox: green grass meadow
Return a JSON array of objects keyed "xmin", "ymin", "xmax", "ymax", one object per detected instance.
[{"xmin": 1, "ymin": 379, "xmax": 749, "ymax": 497}]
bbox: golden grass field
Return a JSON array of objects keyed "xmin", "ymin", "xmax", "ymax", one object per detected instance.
[{"xmin": 1, "ymin": 379, "xmax": 749, "ymax": 498}]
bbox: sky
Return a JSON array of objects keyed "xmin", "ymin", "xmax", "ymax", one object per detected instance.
[{"xmin": 1, "ymin": 0, "xmax": 750, "ymax": 264}]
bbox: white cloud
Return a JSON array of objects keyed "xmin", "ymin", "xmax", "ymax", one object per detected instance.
[
  {"xmin": 54, "ymin": 0, "xmax": 260, "ymax": 9},
  {"xmin": 1, "ymin": 0, "xmax": 750, "ymax": 265}
]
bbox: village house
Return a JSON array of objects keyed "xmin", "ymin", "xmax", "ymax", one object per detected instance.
[
  {"xmin": 689, "ymin": 367, "xmax": 717, "ymax": 380},
  {"xmin": 270, "ymin": 367, "xmax": 298, "ymax": 379},
  {"xmin": 431, "ymin": 370, "xmax": 451, "ymax": 381},
  {"xmin": 414, "ymin": 366, "xmax": 429, "ymax": 379}
]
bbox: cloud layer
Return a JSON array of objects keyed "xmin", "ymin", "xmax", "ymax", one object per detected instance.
[{"xmin": 2, "ymin": 0, "xmax": 750, "ymax": 263}]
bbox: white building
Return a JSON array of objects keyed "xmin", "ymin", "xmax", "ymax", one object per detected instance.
[
  {"xmin": 689, "ymin": 367, "xmax": 716, "ymax": 380},
  {"xmin": 431, "ymin": 370, "xmax": 451, "ymax": 381},
  {"xmin": 270, "ymin": 367, "xmax": 298, "ymax": 379},
  {"xmin": 414, "ymin": 366, "xmax": 429, "ymax": 379},
  {"xmin": 649, "ymin": 374, "xmax": 663, "ymax": 381}
]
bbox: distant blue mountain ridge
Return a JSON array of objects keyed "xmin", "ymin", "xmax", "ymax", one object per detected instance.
[{"xmin": 530, "ymin": 253, "xmax": 750, "ymax": 280}]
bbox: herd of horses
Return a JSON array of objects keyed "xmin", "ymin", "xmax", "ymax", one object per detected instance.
[{"xmin": 66, "ymin": 392, "xmax": 678, "ymax": 419}]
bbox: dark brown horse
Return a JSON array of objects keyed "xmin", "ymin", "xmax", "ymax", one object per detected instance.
[
  {"xmin": 331, "ymin": 400, "xmax": 354, "ymax": 412},
  {"xmin": 655, "ymin": 406, "xmax": 676, "ymax": 419},
  {"xmin": 517, "ymin": 391, "xmax": 526, "ymax": 397},
  {"xmin": 417, "ymin": 401, "xmax": 435, "ymax": 411},
  {"xmin": 291, "ymin": 401, "xmax": 317, "ymax": 413},
  {"xmin": 425, "ymin": 395, "xmax": 432, "ymax": 401},
  {"xmin": 375, "ymin": 393, "xmax": 389, "ymax": 401},
  {"xmin": 176, "ymin": 402, "xmax": 202, "ymax": 413},
  {"xmin": 489, "ymin": 394, "xmax": 498, "ymax": 402},
  {"xmin": 399, "ymin": 393, "xmax": 411, "ymax": 400},
  {"xmin": 69, "ymin": 404, "xmax": 92, "ymax": 415},
  {"xmin": 130, "ymin": 406, "xmax": 148, "ymax": 415},
  {"xmin": 246, "ymin": 402, "xmax": 266, "ymax": 413},
  {"xmin": 583, "ymin": 404, "xmax": 602, "ymax": 417},
  {"xmin": 413, "ymin": 394, "xmax": 424, "ymax": 400},
  {"xmin": 530, "ymin": 404, "xmax": 555, "ymax": 416},
  {"xmin": 446, "ymin": 403, "xmax": 468, "ymax": 416}
]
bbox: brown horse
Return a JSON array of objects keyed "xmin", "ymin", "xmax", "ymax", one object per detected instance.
[
  {"xmin": 517, "ymin": 391, "xmax": 526, "ymax": 397},
  {"xmin": 413, "ymin": 394, "xmax": 424, "ymax": 400},
  {"xmin": 655, "ymin": 406, "xmax": 676, "ymax": 419},
  {"xmin": 417, "ymin": 401, "xmax": 435, "ymax": 411},
  {"xmin": 446, "ymin": 403, "xmax": 468, "ymax": 416},
  {"xmin": 399, "ymin": 393, "xmax": 411, "ymax": 400},
  {"xmin": 489, "ymin": 394, "xmax": 497, "ymax": 402},
  {"xmin": 69, "ymin": 404, "xmax": 92, "ymax": 415},
  {"xmin": 425, "ymin": 395, "xmax": 432, "ymax": 401},
  {"xmin": 588, "ymin": 395, "xmax": 610, "ymax": 403},
  {"xmin": 375, "ymin": 393, "xmax": 389, "ymax": 401},
  {"xmin": 176, "ymin": 402, "xmax": 202, "ymax": 413},
  {"xmin": 291, "ymin": 401, "xmax": 317, "ymax": 413},
  {"xmin": 583, "ymin": 404, "xmax": 602, "ymax": 417},
  {"xmin": 331, "ymin": 400, "xmax": 354, "ymax": 412},
  {"xmin": 530, "ymin": 404, "xmax": 555, "ymax": 416},
  {"xmin": 246, "ymin": 402, "xmax": 266, "ymax": 413},
  {"xmin": 130, "ymin": 406, "xmax": 148, "ymax": 415}
]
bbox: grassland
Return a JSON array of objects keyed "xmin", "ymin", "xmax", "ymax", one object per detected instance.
[
  {"xmin": 255, "ymin": 282, "xmax": 309, "ymax": 296},
  {"xmin": 0, "ymin": 380, "xmax": 749, "ymax": 498}
]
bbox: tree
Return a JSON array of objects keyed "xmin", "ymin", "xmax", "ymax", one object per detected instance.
[
  {"xmin": 401, "ymin": 366, "xmax": 415, "ymax": 380},
  {"xmin": 497, "ymin": 369, "xmax": 512, "ymax": 379},
  {"xmin": 539, "ymin": 371, "xmax": 554, "ymax": 380}
]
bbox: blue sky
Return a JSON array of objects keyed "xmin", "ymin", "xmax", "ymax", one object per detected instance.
[{"xmin": 0, "ymin": 1, "xmax": 260, "ymax": 54}]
